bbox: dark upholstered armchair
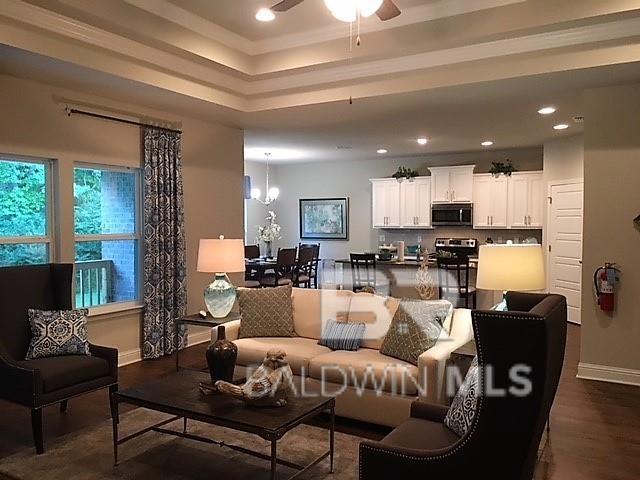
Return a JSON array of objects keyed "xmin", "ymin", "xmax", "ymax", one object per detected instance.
[
  {"xmin": 0, "ymin": 264, "xmax": 118, "ymax": 454},
  {"xmin": 360, "ymin": 292, "xmax": 567, "ymax": 480}
]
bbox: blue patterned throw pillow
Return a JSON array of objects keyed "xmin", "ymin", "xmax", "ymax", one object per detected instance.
[
  {"xmin": 25, "ymin": 309, "xmax": 91, "ymax": 360},
  {"xmin": 444, "ymin": 356, "xmax": 479, "ymax": 437},
  {"xmin": 318, "ymin": 320, "xmax": 366, "ymax": 351}
]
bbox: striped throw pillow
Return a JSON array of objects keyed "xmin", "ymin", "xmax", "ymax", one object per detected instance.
[{"xmin": 318, "ymin": 320, "xmax": 366, "ymax": 351}]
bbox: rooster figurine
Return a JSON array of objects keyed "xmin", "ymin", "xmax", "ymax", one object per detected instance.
[{"xmin": 213, "ymin": 349, "xmax": 295, "ymax": 407}]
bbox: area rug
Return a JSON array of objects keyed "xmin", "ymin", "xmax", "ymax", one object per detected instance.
[{"xmin": 0, "ymin": 408, "xmax": 361, "ymax": 480}]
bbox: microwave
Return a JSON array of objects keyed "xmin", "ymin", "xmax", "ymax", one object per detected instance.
[{"xmin": 431, "ymin": 203, "xmax": 473, "ymax": 226}]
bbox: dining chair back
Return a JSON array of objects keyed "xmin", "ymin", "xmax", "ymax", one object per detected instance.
[
  {"xmin": 299, "ymin": 243, "xmax": 320, "ymax": 288},
  {"xmin": 260, "ymin": 247, "xmax": 297, "ymax": 287},
  {"xmin": 350, "ymin": 253, "xmax": 378, "ymax": 292},
  {"xmin": 436, "ymin": 255, "xmax": 477, "ymax": 308},
  {"xmin": 294, "ymin": 246, "xmax": 316, "ymax": 288},
  {"xmin": 244, "ymin": 244, "xmax": 260, "ymax": 259}
]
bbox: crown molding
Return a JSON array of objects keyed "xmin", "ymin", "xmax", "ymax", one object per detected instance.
[
  {"xmin": 3, "ymin": 0, "xmax": 640, "ymax": 111},
  {"xmin": 246, "ymin": 16, "xmax": 640, "ymax": 94},
  {"xmin": 123, "ymin": 0, "xmax": 526, "ymax": 55}
]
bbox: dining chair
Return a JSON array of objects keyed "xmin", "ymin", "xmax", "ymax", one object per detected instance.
[
  {"xmin": 260, "ymin": 248, "xmax": 297, "ymax": 288},
  {"xmin": 350, "ymin": 253, "xmax": 379, "ymax": 293},
  {"xmin": 299, "ymin": 243, "xmax": 320, "ymax": 288},
  {"xmin": 244, "ymin": 244, "xmax": 261, "ymax": 283},
  {"xmin": 244, "ymin": 245, "xmax": 260, "ymax": 259},
  {"xmin": 293, "ymin": 246, "xmax": 316, "ymax": 288},
  {"xmin": 436, "ymin": 255, "xmax": 477, "ymax": 308}
]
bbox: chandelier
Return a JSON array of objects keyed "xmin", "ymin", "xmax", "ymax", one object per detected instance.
[
  {"xmin": 251, "ymin": 152, "xmax": 280, "ymax": 206},
  {"xmin": 323, "ymin": 0, "xmax": 383, "ymax": 22}
]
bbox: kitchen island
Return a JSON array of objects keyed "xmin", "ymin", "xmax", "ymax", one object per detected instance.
[{"xmin": 331, "ymin": 256, "xmax": 499, "ymax": 308}]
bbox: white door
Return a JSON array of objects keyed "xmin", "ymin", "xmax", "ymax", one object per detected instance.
[
  {"xmin": 547, "ymin": 181, "xmax": 584, "ymax": 324},
  {"xmin": 431, "ymin": 170, "xmax": 451, "ymax": 203},
  {"xmin": 490, "ymin": 175, "xmax": 509, "ymax": 227},
  {"xmin": 450, "ymin": 168, "xmax": 473, "ymax": 202},
  {"xmin": 527, "ymin": 173, "xmax": 544, "ymax": 227},
  {"xmin": 414, "ymin": 178, "xmax": 432, "ymax": 227},
  {"xmin": 401, "ymin": 181, "xmax": 417, "ymax": 227},
  {"xmin": 473, "ymin": 175, "xmax": 492, "ymax": 228},
  {"xmin": 508, "ymin": 174, "xmax": 531, "ymax": 228}
]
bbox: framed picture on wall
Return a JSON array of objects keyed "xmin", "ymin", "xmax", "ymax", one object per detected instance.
[{"xmin": 299, "ymin": 198, "xmax": 349, "ymax": 240}]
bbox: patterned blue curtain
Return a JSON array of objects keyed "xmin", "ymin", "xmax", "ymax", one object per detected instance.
[{"xmin": 142, "ymin": 127, "xmax": 187, "ymax": 359}]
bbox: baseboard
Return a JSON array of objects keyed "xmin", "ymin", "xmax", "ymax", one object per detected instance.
[
  {"xmin": 577, "ymin": 362, "xmax": 640, "ymax": 387},
  {"xmin": 118, "ymin": 348, "xmax": 142, "ymax": 367},
  {"xmin": 117, "ymin": 330, "xmax": 212, "ymax": 367}
]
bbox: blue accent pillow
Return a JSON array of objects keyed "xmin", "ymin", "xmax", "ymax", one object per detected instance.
[
  {"xmin": 25, "ymin": 309, "xmax": 91, "ymax": 360},
  {"xmin": 318, "ymin": 320, "xmax": 366, "ymax": 351}
]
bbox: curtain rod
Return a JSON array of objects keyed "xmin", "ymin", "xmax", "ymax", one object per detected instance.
[{"xmin": 66, "ymin": 107, "xmax": 182, "ymax": 135}]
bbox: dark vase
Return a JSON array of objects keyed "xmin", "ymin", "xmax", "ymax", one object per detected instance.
[{"xmin": 206, "ymin": 325, "xmax": 238, "ymax": 385}]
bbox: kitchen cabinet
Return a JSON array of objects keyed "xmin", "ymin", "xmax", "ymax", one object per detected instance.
[
  {"xmin": 371, "ymin": 177, "xmax": 431, "ymax": 229},
  {"xmin": 401, "ymin": 178, "xmax": 431, "ymax": 228},
  {"xmin": 473, "ymin": 174, "xmax": 508, "ymax": 228},
  {"xmin": 507, "ymin": 172, "xmax": 544, "ymax": 228},
  {"xmin": 371, "ymin": 179, "xmax": 400, "ymax": 227},
  {"xmin": 429, "ymin": 165, "xmax": 475, "ymax": 203}
]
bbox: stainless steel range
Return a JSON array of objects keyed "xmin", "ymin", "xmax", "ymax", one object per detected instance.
[{"xmin": 433, "ymin": 238, "xmax": 478, "ymax": 258}]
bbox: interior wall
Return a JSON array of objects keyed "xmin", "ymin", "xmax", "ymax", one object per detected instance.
[
  {"xmin": 244, "ymin": 160, "xmax": 271, "ymax": 251},
  {"xmin": 580, "ymin": 82, "xmax": 640, "ymax": 379},
  {"xmin": 259, "ymin": 147, "xmax": 543, "ymax": 260},
  {"xmin": 0, "ymin": 73, "xmax": 245, "ymax": 361},
  {"xmin": 543, "ymin": 135, "xmax": 584, "ymax": 182}
]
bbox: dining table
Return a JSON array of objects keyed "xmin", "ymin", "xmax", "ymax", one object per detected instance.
[{"xmin": 245, "ymin": 257, "xmax": 277, "ymax": 280}]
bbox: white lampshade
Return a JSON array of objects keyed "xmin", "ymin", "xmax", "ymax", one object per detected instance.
[
  {"xmin": 476, "ymin": 244, "xmax": 545, "ymax": 291},
  {"xmin": 197, "ymin": 237, "xmax": 245, "ymax": 273}
]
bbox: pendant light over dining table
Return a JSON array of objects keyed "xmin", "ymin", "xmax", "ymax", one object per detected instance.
[{"xmin": 250, "ymin": 152, "xmax": 280, "ymax": 206}]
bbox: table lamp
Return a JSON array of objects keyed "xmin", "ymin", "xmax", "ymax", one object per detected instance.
[
  {"xmin": 476, "ymin": 244, "xmax": 545, "ymax": 308},
  {"xmin": 197, "ymin": 236, "xmax": 246, "ymax": 318}
]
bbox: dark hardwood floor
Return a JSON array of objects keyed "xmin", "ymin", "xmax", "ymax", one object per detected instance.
[{"xmin": 0, "ymin": 324, "xmax": 638, "ymax": 479}]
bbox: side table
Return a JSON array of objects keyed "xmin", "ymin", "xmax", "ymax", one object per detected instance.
[
  {"xmin": 175, "ymin": 312, "xmax": 241, "ymax": 371},
  {"xmin": 445, "ymin": 339, "xmax": 476, "ymax": 404}
]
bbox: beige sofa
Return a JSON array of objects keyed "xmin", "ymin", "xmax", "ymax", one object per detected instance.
[{"xmin": 211, "ymin": 287, "xmax": 473, "ymax": 427}]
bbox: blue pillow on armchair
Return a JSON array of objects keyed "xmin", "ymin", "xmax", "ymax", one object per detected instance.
[{"xmin": 25, "ymin": 309, "xmax": 91, "ymax": 360}]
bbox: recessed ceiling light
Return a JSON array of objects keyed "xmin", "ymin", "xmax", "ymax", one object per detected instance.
[
  {"xmin": 417, "ymin": 138, "xmax": 428, "ymax": 145},
  {"xmin": 377, "ymin": 148, "xmax": 388, "ymax": 154},
  {"xmin": 538, "ymin": 106, "xmax": 557, "ymax": 115},
  {"xmin": 255, "ymin": 8, "xmax": 275, "ymax": 22},
  {"xmin": 481, "ymin": 141, "xmax": 494, "ymax": 147},
  {"xmin": 553, "ymin": 124, "xmax": 569, "ymax": 130}
]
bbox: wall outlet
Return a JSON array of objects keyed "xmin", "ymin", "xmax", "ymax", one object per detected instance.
[
  {"xmin": 416, "ymin": 235, "xmax": 422, "ymax": 243},
  {"xmin": 379, "ymin": 235, "xmax": 385, "ymax": 242}
]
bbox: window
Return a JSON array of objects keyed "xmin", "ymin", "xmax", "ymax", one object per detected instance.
[
  {"xmin": 0, "ymin": 157, "xmax": 52, "ymax": 267},
  {"xmin": 74, "ymin": 165, "xmax": 141, "ymax": 308}
]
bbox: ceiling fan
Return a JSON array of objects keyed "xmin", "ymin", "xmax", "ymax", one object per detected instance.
[{"xmin": 270, "ymin": 0, "xmax": 401, "ymax": 22}]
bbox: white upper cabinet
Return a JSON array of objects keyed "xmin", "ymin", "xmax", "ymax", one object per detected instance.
[
  {"xmin": 473, "ymin": 174, "xmax": 508, "ymax": 228},
  {"xmin": 401, "ymin": 178, "xmax": 431, "ymax": 228},
  {"xmin": 371, "ymin": 177, "xmax": 431, "ymax": 229},
  {"xmin": 371, "ymin": 179, "xmax": 400, "ymax": 228},
  {"xmin": 507, "ymin": 172, "xmax": 544, "ymax": 228},
  {"xmin": 428, "ymin": 166, "xmax": 475, "ymax": 203}
]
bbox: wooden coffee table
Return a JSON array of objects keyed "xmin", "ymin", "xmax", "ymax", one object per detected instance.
[{"xmin": 110, "ymin": 371, "xmax": 335, "ymax": 480}]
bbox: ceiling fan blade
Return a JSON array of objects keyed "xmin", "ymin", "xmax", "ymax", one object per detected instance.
[
  {"xmin": 270, "ymin": 0, "xmax": 305, "ymax": 12},
  {"xmin": 376, "ymin": 0, "xmax": 401, "ymax": 21}
]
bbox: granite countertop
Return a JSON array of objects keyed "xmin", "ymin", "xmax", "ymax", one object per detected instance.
[{"xmin": 335, "ymin": 255, "xmax": 478, "ymax": 268}]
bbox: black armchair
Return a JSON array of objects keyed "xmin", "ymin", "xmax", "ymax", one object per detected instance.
[
  {"xmin": 0, "ymin": 264, "xmax": 119, "ymax": 454},
  {"xmin": 359, "ymin": 292, "xmax": 567, "ymax": 480}
]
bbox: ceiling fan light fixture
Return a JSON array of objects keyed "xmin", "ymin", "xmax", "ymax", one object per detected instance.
[
  {"xmin": 255, "ymin": 7, "xmax": 275, "ymax": 22},
  {"xmin": 323, "ymin": 0, "xmax": 383, "ymax": 22}
]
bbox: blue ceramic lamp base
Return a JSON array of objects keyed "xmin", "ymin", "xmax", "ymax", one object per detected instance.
[{"xmin": 204, "ymin": 273, "xmax": 236, "ymax": 318}]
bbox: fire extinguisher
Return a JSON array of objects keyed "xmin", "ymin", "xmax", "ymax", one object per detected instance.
[{"xmin": 594, "ymin": 263, "xmax": 621, "ymax": 312}]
